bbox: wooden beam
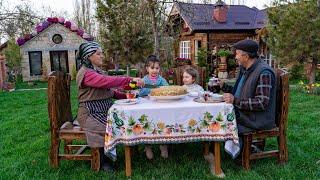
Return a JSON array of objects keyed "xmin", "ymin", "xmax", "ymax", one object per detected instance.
[{"xmin": 250, "ymin": 150, "xmax": 279, "ymax": 160}]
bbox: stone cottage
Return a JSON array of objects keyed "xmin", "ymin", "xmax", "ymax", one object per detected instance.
[{"xmin": 17, "ymin": 17, "xmax": 94, "ymax": 81}]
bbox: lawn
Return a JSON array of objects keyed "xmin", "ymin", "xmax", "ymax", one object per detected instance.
[{"xmin": 0, "ymin": 83, "xmax": 319, "ymax": 179}]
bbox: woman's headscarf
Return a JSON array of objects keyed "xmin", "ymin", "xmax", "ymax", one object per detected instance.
[{"xmin": 76, "ymin": 41, "xmax": 101, "ymax": 69}]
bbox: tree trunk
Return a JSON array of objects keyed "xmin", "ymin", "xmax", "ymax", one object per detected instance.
[
  {"xmin": 147, "ymin": 0, "xmax": 160, "ymax": 57},
  {"xmin": 309, "ymin": 59, "xmax": 317, "ymax": 84}
]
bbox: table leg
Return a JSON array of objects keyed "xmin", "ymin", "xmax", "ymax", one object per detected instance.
[
  {"xmin": 203, "ymin": 142, "xmax": 210, "ymax": 155},
  {"xmin": 214, "ymin": 142, "xmax": 225, "ymax": 177},
  {"xmin": 125, "ymin": 146, "xmax": 132, "ymax": 177}
]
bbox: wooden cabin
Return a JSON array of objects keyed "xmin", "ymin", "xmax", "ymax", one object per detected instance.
[{"xmin": 168, "ymin": 1, "xmax": 268, "ymax": 66}]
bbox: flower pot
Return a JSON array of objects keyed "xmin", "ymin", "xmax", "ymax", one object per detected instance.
[
  {"xmin": 219, "ymin": 63, "xmax": 228, "ymax": 72},
  {"xmin": 220, "ymin": 56, "xmax": 227, "ymax": 64}
]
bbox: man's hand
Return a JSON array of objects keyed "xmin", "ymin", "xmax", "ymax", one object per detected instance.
[{"xmin": 223, "ymin": 93, "xmax": 234, "ymax": 104}]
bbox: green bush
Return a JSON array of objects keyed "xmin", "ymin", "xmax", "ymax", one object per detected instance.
[
  {"xmin": 289, "ymin": 63, "xmax": 304, "ymax": 81},
  {"xmin": 227, "ymin": 58, "xmax": 237, "ymax": 69},
  {"xmin": 316, "ymin": 69, "xmax": 320, "ymax": 81},
  {"xmin": 197, "ymin": 48, "xmax": 208, "ymax": 67},
  {"xmin": 217, "ymin": 49, "xmax": 231, "ymax": 57}
]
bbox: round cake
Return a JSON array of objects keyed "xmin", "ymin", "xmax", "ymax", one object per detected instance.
[{"xmin": 150, "ymin": 86, "xmax": 187, "ymax": 96}]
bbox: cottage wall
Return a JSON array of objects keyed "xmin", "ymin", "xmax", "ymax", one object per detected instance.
[
  {"xmin": 176, "ymin": 31, "xmax": 255, "ymax": 65},
  {"xmin": 20, "ymin": 23, "xmax": 87, "ymax": 81}
]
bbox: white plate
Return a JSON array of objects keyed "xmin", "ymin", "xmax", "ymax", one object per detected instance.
[
  {"xmin": 114, "ymin": 98, "xmax": 140, "ymax": 105},
  {"xmin": 211, "ymin": 94, "xmax": 223, "ymax": 101},
  {"xmin": 149, "ymin": 94, "xmax": 187, "ymax": 101},
  {"xmin": 188, "ymin": 92, "xmax": 199, "ymax": 97}
]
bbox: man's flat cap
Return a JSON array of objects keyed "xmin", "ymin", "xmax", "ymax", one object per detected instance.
[{"xmin": 233, "ymin": 39, "xmax": 259, "ymax": 56}]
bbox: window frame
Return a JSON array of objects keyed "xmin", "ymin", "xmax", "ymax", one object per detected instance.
[
  {"xmin": 50, "ymin": 50, "xmax": 69, "ymax": 73},
  {"xmin": 28, "ymin": 51, "xmax": 43, "ymax": 76},
  {"xmin": 179, "ymin": 41, "xmax": 191, "ymax": 59}
]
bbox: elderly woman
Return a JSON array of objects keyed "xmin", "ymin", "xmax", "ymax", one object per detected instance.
[{"xmin": 76, "ymin": 42, "xmax": 143, "ymax": 171}]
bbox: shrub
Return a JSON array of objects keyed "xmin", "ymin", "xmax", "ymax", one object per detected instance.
[
  {"xmin": 217, "ymin": 49, "xmax": 231, "ymax": 57},
  {"xmin": 289, "ymin": 63, "xmax": 304, "ymax": 81}
]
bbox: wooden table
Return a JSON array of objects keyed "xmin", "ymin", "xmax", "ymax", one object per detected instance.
[{"xmin": 104, "ymin": 96, "xmax": 239, "ymax": 177}]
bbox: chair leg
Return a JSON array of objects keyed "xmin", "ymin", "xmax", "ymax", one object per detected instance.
[
  {"xmin": 278, "ymin": 132, "xmax": 288, "ymax": 164},
  {"xmin": 91, "ymin": 147, "xmax": 100, "ymax": 171},
  {"xmin": 50, "ymin": 138, "xmax": 60, "ymax": 168},
  {"xmin": 242, "ymin": 134, "xmax": 252, "ymax": 170},
  {"xmin": 64, "ymin": 139, "xmax": 73, "ymax": 154}
]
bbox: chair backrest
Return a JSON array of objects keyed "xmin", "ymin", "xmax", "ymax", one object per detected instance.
[
  {"xmin": 48, "ymin": 71, "xmax": 72, "ymax": 132},
  {"xmin": 275, "ymin": 69, "xmax": 289, "ymax": 131},
  {"xmin": 173, "ymin": 65, "xmax": 206, "ymax": 88}
]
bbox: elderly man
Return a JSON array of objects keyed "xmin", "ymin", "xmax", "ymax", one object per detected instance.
[{"xmin": 221, "ymin": 39, "xmax": 276, "ymax": 150}]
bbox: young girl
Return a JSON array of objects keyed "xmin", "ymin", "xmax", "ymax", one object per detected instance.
[
  {"xmin": 182, "ymin": 67, "xmax": 204, "ymax": 93},
  {"xmin": 139, "ymin": 55, "xmax": 169, "ymax": 160},
  {"xmin": 76, "ymin": 42, "xmax": 143, "ymax": 171},
  {"xmin": 139, "ymin": 55, "xmax": 169, "ymax": 96}
]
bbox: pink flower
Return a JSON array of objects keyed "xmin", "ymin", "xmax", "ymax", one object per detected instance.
[
  {"xmin": 77, "ymin": 29, "xmax": 84, "ymax": 36},
  {"xmin": 175, "ymin": 57, "xmax": 191, "ymax": 61},
  {"xmin": 58, "ymin": 17, "xmax": 65, "ymax": 24},
  {"xmin": 64, "ymin": 21, "xmax": 71, "ymax": 28},
  {"xmin": 167, "ymin": 69, "xmax": 174, "ymax": 76}
]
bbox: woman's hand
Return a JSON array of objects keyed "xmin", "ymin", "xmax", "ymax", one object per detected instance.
[{"xmin": 132, "ymin": 78, "xmax": 145, "ymax": 87}]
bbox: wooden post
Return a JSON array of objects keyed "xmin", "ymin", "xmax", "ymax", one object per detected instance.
[
  {"xmin": 242, "ymin": 134, "xmax": 252, "ymax": 170},
  {"xmin": 125, "ymin": 146, "xmax": 132, "ymax": 177},
  {"xmin": 0, "ymin": 56, "xmax": 5, "ymax": 90},
  {"xmin": 214, "ymin": 142, "xmax": 222, "ymax": 176}
]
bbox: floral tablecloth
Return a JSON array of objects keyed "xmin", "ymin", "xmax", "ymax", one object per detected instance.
[{"xmin": 104, "ymin": 97, "xmax": 240, "ymax": 160}]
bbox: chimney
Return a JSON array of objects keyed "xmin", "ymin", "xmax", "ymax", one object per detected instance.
[{"xmin": 213, "ymin": 0, "xmax": 228, "ymax": 23}]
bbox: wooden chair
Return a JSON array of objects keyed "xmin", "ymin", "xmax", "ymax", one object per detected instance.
[
  {"xmin": 48, "ymin": 71, "xmax": 100, "ymax": 171},
  {"xmin": 241, "ymin": 68, "xmax": 289, "ymax": 170},
  {"xmin": 173, "ymin": 65, "xmax": 206, "ymax": 88}
]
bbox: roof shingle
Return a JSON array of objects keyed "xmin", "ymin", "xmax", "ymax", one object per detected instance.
[{"xmin": 174, "ymin": 2, "xmax": 267, "ymax": 31}]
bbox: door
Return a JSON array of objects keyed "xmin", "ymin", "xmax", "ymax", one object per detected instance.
[{"xmin": 50, "ymin": 51, "xmax": 69, "ymax": 73}]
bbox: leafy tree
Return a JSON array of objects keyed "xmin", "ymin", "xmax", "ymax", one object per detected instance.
[
  {"xmin": 267, "ymin": 0, "xmax": 320, "ymax": 84},
  {"xmin": 4, "ymin": 39, "xmax": 22, "ymax": 80},
  {"xmin": 96, "ymin": 0, "xmax": 153, "ymax": 67}
]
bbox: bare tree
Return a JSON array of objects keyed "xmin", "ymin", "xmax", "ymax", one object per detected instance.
[
  {"xmin": 73, "ymin": 0, "xmax": 94, "ymax": 35},
  {"xmin": 0, "ymin": 0, "xmax": 40, "ymax": 41}
]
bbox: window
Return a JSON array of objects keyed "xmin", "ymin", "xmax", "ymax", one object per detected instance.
[
  {"xmin": 52, "ymin": 34, "xmax": 63, "ymax": 44},
  {"xmin": 179, "ymin": 41, "xmax": 190, "ymax": 59},
  {"xmin": 194, "ymin": 40, "xmax": 202, "ymax": 63},
  {"xmin": 50, "ymin": 51, "xmax": 69, "ymax": 73},
  {"xmin": 28, "ymin": 51, "xmax": 42, "ymax": 75}
]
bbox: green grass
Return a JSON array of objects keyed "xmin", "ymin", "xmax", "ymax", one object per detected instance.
[{"xmin": 0, "ymin": 84, "xmax": 319, "ymax": 179}]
